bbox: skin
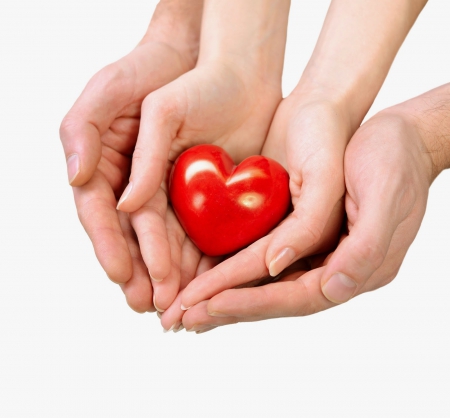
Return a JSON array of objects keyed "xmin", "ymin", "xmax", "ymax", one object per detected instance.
[
  {"xmin": 174, "ymin": 0, "xmax": 429, "ymax": 331},
  {"xmin": 117, "ymin": 0, "xmax": 291, "ymax": 314},
  {"xmin": 177, "ymin": 83, "xmax": 450, "ymax": 331},
  {"xmin": 59, "ymin": 0, "xmax": 204, "ymax": 312}
]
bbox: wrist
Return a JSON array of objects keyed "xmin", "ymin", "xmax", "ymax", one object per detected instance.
[
  {"xmin": 293, "ymin": 0, "xmax": 427, "ymax": 133},
  {"xmin": 383, "ymin": 85, "xmax": 450, "ymax": 182},
  {"xmin": 397, "ymin": 85, "xmax": 450, "ymax": 180},
  {"xmin": 198, "ymin": 0, "xmax": 290, "ymax": 86},
  {"xmin": 141, "ymin": 0, "xmax": 203, "ymax": 69}
]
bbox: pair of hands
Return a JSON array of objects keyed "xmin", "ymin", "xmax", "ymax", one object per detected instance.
[{"xmin": 61, "ymin": 0, "xmax": 435, "ymax": 332}]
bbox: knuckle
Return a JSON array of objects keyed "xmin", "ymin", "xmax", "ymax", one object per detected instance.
[
  {"xmin": 94, "ymin": 63, "xmax": 124, "ymax": 89},
  {"xmin": 350, "ymin": 239, "xmax": 386, "ymax": 271},
  {"xmin": 379, "ymin": 267, "xmax": 400, "ymax": 288},
  {"xmin": 132, "ymin": 145, "xmax": 145, "ymax": 163},
  {"xmin": 302, "ymin": 221, "xmax": 323, "ymax": 246},
  {"xmin": 292, "ymin": 210, "xmax": 326, "ymax": 247},
  {"xmin": 59, "ymin": 116, "xmax": 77, "ymax": 141},
  {"xmin": 142, "ymin": 93, "xmax": 175, "ymax": 120}
]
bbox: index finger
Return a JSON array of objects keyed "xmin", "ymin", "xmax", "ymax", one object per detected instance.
[
  {"xmin": 181, "ymin": 235, "xmax": 272, "ymax": 310},
  {"xmin": 73, "ymin": 171, "xmax": 132, "ymax": 283}
]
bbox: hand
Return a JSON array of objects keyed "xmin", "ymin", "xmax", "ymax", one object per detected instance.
[
  {"xmin": 177, "ymin": 92, "xmax": 349, "ymax": 321},
  {"xmin": 59, "ymin": 0, "xmax": 203, "ymax": 312},
  {"xmin": 177, "ymin": 102, "xmax": 435, "ymax": 331},
  {"xmin": 123, "ymin": 55, "xmax": 284, "ymax": 313},
  {"xmin": 118, "ymin": 0, "xmax": 290, "ymax": 314},
  {"xmin": 174, "ymin": 0, "xmax": 429, "ymax": 330}
]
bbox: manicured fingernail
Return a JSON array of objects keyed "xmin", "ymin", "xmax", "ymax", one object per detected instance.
[
  {"xmin": 196, "ymin": 326, "xmax": 217, "ymax": 335},
  {"xmin": 153, "ymin": 293, "xmax": 165, "ymax": 313},
  {"xmin": 173, "ymin": 324, "xmax": 184, "ymax": 333},
  {"xmin": 208, "ymin": 311, "xmax": 228, "ymax": 317},
  {"xmin": 163, "ymin": 324, "xmax": 176, "ymax": 333},
  {"xmin": 268, "ymin": 247, "xmax": 296, "ymax": 277},
  {"xmin": 181, "ymin": 304, "xmax": 191, "ymax": 311},
  {"xmin": 150, "ymin": 273, "xmax": 163, "ymax": 283},
  {"xmin": 67, "ymin": 154, "xmax": 80, "ymax": 184},
  {"xmin": 322, "ymin": 272, "xmax": 357, "ymax": 304},
  {"xmin": 117, "ymin": 182, "xmax": 133, "ymax": 209}
]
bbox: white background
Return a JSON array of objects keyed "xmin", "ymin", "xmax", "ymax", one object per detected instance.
[{"xmin": 1, "ymin": 1, "xmax": 449, "ymax": 416}]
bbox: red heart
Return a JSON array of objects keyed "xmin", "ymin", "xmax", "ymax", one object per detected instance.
[{"xmin": 169, "ymin": 145, "xmax": 290, "ymax": 256}]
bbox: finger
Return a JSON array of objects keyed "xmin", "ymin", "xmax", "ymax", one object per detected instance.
[
  {"xmin": 60, "ymin": 66, "xmax": 128, "ymax": 186},
  {"xmin": 129, "ymin": 188, "xmax": 171, "ymax": 281},
  {"xmin": 160, "ymin": 291, "xmax": 185, "ymax": 332},
  {"xmin": 182, "ymin": 301, "xmax": 240, "ymax": 332},
  {"xmin": 118, "ymin": 212, "xmax": 154, "ymax": 313},
  {"xmin": 159, "ymin": 238, "xmax": 202, "ymax": 332},
  {"xmin": 179, "ymin": 237, "xmax": 202, "ymax": 290},
  {"xmin": 73, "ymin": 171, "xmax": 132, "ymax": 283},
  {"xmin": 159, "ymin": 241, "xmax": 221, "ymax": 332},
  {"xmin": 194, "ymin": 254, "xmax": 223, "ymax": 277},
  {"xmin": 266, "ymin": 177, "xmax": 344, "ymax": 277},
  {"xmin": 151, "ymin": 208, "xmax": 183, "ymax": 312},
  {"xmin": 181, "ymin": 235, "xmax": 271, "ymax": 311},
  {"xmin": 319, "ymin": 199, "xmax": 399, "ymax": 304},
  {"xmin": 116, "ymin": 84, "xmax": 186, "ymax": 212},
  {"xmin": 206, "ymin": 266, "xmax": 334, "ymax": 320}
]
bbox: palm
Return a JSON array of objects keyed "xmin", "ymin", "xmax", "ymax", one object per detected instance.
[
  {"xmin": 124, "ymin": 61, "xmax": 283, "ymax": 314},
  {"xmin": 261, "ymin": 98, "xmax": 347, "ymax": 265},
  {"xmin": 168, "ymin": 63, "xmax": 281, "ymax": 162}
]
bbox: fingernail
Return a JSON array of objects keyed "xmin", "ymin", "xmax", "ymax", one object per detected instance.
[
  {"xmin": 186, "ymin": 324, "xmax": 213, "ymax": 333},
  {"xmin": 208, "ymin": 311, "xmax": 228, "ymax": 317},
  {"xmin": 117, "ymin": 182, "xmax": 133, "ymax": 209},
  {"xmin": 67, "ymin": 154, "xmax": 80, "ymax": 184},
  {"xmin": 156, "ymin": 311, "xmax": 162, "ymax": 319},
  {"xmin": 150, "ymin": 273, "xmax": 163, "ymax": 283},
  {"xmin": 181, "ymin": 304, "xmax": 191, "ymax": 311},
  {"xmin": 196, "ymin": 326, "xmax": 217, "ymax": 334},
  {"xmin": 268, "ymin": 247, "xmax": 296, "ymax": 277},
  {"xmin": 163, "ymin": 324, "xmax": 176, "ymax": 333},
  {"xmin": 322, "ymin": 272, "xmax": 357, "ymax": 304},
  {"xmin": 153, "ymin": 293, "xmax": 165, "ymax": 313},
  {"xmin": 173, "ymin": 324, "xmax": 184, "ymax": 333}
]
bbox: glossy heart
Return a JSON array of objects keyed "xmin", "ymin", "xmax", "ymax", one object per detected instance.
[{"xmin": 169, "ymin": 145, "xmax": 290, "ymax": 256}]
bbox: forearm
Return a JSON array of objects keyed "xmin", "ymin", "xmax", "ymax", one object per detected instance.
[
  {"xmin": 198, "ymin": 0, "xmax": 290, "ymax": 83},
  {"xmin": 297, "ymin": 0, "xmax": 428, "ymax": 130},
  {"xmin": 141, "ymin": 0, "xmax": 204, "ymax": 68}
]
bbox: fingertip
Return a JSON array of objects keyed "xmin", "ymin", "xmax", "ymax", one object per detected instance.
[
  {"xmin": 267, "ymin": 247, "xmax": 296, "ymax": 277},
  {"xmin": 116, "ymin": 182, "xmax": 133, "ymax": 210},
  {"xmin": 148, "ymin": 257, "xmax": 172, "ymax": 283},
  {"xmin": 105, "ymin": 258, "xmax": 133, "ymax": 284},
  {"xmin": 67, "ymin": 154, "xmax": 81, "ymax": 185},
  {"xmin": 60, "ymin": 119, "xmax": 102, "ymax": 187}
]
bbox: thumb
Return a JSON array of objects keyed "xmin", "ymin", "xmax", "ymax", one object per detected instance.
[
  {"xmin": 266, "ymin": 177, "xmax": 344, "ymax": 277},
  {"xmin": 60, "ymin": 115, "xmax": 102, "ymax": 187},
  {"xmin": 59, "ymin": 65, "xmax": 129, "ymax": 186},
  {"xmin": 320, "ymin": 199, "xmax": 398, "ymax": 304},
  {"xmin": 116, "ymin": 84, "xmax": 185, "ymax": 212}
]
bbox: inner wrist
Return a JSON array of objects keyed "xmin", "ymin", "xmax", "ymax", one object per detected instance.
[
  {"xmin": 198, "ymin": 0, "xmax": 290, "ymax": 84},
  {"xmin": 293, "ymin": 68, "xmax": 379, "ymax": 135}
]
